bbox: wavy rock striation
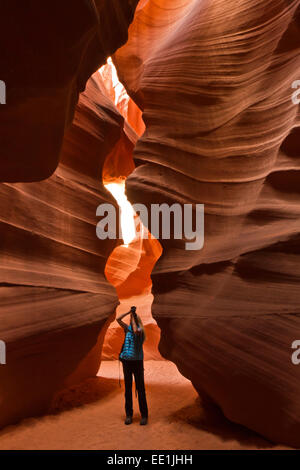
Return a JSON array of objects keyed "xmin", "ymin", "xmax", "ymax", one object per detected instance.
[
  {"xmin": 0, "ymin": 72, "xmax": 132, "ymax": 427},
  {"xmin": 0, "ymin": 1, "xmax": 141, "ymax": 427},
  {"xmin": 115, "ymin": 0, "xmax": 300, "ymax": 446},
  {"xmin": 0, "ymin": 0, "xmax": 139, "ymax": 182}
]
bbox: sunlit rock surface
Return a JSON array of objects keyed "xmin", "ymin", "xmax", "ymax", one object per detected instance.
[
  {"xmin": 115, "ymin": 0, "xmax": 300, "ymax": 446},
  {"xmin": 99, "ymin": 59, "xmax": 163, "ymax": 360}
]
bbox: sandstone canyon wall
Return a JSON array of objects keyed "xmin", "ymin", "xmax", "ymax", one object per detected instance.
[
  {"xmin": 114, "ymin": 0, "xmax": 300, "ymax": 447},
  {"xmin": 0, "ymin": 0, "xmax": 139, "ymax": 182},
  {"xmin": 0, "ymin": 0, "xmax": 300, "ymax": 448},
  {"xmin": 0, "ymin": 0, "xmax": 140, "ymax": 427}
]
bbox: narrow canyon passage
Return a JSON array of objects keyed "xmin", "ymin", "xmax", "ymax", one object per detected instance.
[{"xmin": 99, "ymin": 59, "xmax": 163, "ymax": 360}]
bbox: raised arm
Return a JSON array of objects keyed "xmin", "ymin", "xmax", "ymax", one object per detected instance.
[
  {"xmin": 132, "ymin": 314, "xmax": 139, "ymax": 333},
  {"xmin": 116, "ymin": 311, "xmax": 131, "ymax": 330},
  {"xmin": 132, "ymin": 312, "xmax": 144, "ymax": 339}
]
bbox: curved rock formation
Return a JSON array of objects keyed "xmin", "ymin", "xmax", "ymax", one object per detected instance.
[
  {"xmin": 0, "ymin": 1, "xmax": 142, "ymax": 427},
  {"xmin": 0, "ymin": 0, "xmax": 139, "ymax": 182},
  {"xmin": 114, "ymin": 0, "xmax": 300, "ymax": 446},
  {"xmin": 1, "ymin": 0, "xmax": 300, "ymax": 448},
  {"xmin": 0, "ymin": 72, "xmax": 130, "ymax": 427}
]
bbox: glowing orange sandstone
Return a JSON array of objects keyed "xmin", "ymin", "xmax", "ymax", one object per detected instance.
[{"xmin": 99, "ymin": 58, "xmax": 162, "ymax": 302}]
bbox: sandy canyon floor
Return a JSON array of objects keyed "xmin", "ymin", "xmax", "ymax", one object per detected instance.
[{"xmin": 0, "ymin": 361, "xmax": 291, "ymax": 450}]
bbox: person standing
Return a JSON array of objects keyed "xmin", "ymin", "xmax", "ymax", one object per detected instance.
[{"xmin": 117, "ymin": 306, "xmax": 148, "ymax": 425}]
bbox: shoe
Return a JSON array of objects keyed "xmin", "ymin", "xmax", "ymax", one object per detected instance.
[
  {"xmin": 124, "ymin": 416, "xmax": 132, "ymax": 425},
  {"xmin": 140, "ymin": 416, "xmax": 148, "ymax": 425}
]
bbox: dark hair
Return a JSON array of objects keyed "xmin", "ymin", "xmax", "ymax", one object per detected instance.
[{"xmin": 131, "ymin": 306, "xmax": 137, "ymax": 312}]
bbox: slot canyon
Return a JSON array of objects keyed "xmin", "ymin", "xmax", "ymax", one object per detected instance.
[{"xmin": 0, "ymin": 0, "xmax": 300, "ymax": 450}]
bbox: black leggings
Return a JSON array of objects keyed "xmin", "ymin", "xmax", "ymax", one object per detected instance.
[{"xmin": 122, "ymin": 359, "xmax": 148, "ymax": 418}]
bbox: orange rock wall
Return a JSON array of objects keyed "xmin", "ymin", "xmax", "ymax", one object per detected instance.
[{"xmin": 115, "ymin": 0, "xmax": 300, "ymax": 447}]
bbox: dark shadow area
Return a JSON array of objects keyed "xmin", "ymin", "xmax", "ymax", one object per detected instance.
[
  {"xmin": 170, "ymin": 396, "xmax": 277, "ymax": 450},
  {"xmin": 267, "ymin": 170, "xmax": 300, "ymax": 194},
  {"xmin": 280, "ymin": 128, "xmax": 300, "ymax": 158},
  {"xmin": 49, "ymin": 376, "xmax": 120, "ymax": 414}
]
